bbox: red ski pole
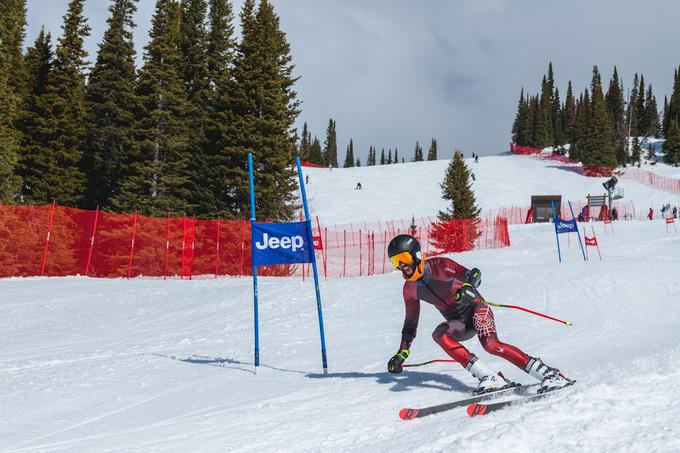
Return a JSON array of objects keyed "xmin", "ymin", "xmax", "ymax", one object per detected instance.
[{"xmin": 482, "ymin": 300, "xmax": 572, "ymax": 326}]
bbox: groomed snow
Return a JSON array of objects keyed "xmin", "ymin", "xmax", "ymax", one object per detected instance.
[{"xmin": 2, "ymin": 154, "xmax": 680, "ymax": 452}]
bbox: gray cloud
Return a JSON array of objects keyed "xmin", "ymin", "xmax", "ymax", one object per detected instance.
[{"xmin": 26, "ymin": 0, "xmax": 680, "ymax": 161}]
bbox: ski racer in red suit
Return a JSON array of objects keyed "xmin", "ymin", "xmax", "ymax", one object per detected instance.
[{"xmin": 386, "ymin": 234, "xmax": 571, "ymax": 395}]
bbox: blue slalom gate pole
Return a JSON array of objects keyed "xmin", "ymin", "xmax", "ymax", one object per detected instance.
[
  {"xmin": 296, "ymin": 156, "xmax": 329, "ymax": 374},
  {"xmin": 568, "ymin": 201, "xmax": 587, "ymax": 262},
  {"xmin": 248, "ymin": 152, "xmax": 260, "ymax": 374},
  {"xmin": 551, "ymin": 201, "xmax": 562, "ymax": 263}
]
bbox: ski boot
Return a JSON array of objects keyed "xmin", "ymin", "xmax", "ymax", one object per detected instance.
[
  {"xmin": 526, "ymin": 357, "xmax": 574, "ymax": 394},
  {"xmin": 468, "ymin": 357, "xmax": 518, "ymax": 395}
]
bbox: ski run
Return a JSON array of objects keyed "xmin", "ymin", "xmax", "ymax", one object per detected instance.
[{"xmin": 2, "ymin": 154, "xmax": 680, "ymax": 452}]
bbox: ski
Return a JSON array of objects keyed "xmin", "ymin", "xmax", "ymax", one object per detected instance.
[
  {"xmin": 399, "ymin": 383, "xmax": 538, "ymax": 421},
  {"xmin": 466, "ymin": 380, "xmax": 576, "ymax": 417}
]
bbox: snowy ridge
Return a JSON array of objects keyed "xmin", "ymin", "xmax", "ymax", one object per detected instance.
[{"xmin": 2, "ymin": 155, "xmax": 680, "ymax": 452}]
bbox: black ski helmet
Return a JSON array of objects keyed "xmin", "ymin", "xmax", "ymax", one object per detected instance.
[{"xmin": 387, "ymin": 234, "xmax": 422, "ymax": 268}]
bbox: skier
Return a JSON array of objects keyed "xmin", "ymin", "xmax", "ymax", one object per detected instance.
[{"xmin": 386, "ymin": 234, "xmax": 571, "ymax": 395}]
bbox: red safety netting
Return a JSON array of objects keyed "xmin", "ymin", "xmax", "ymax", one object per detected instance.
[
  {"xmin": 306, "ymin": 216, "xmax": 511, "ymax": 278},
  {"xmin": 620, "ymin": 167, "xmax": 680, "ymax": 194},
  {"xmin": 0, "ymin": 204, "xmax": 512, "ymax": 279},
  {"xmin": 0, "ymin": 204, "xmax": 301, "ymax": 279}
]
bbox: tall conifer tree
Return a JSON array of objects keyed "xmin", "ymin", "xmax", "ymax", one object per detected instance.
[
  {"xmin": 26, "ymin": 0, "xmax": 90, "ymax": 206},
  {"xmin": 343, "ymin": 138, "xmax": 354, "ymax": 167},
  {"xmin": 113, "ymin": 0, "xmax": 192, "ymax": 215},
  {"xmin": 221, "ymin": 0, "xmax": 300, "ymax": 219},
  {"xmin": 664, "ymin": 67, "xmax": 680, "ymax": 137},
  {"xmin": 564, "ymin": 81, "xmax": 577, "ymax": 145},
  {"xmin": 0, "ymin": 0, "xmax": 26, "ymax": 201},
  {"xmin": 204, "ymin": 0, "xmax": 236, "ymax": 215},
  {"xmin": 308, "ymin": 136, "xmax": 322, "ymax": 164},
  {"xmin": 412, "ymin": 140, "xmax": 423, "ymax": 161},
  {"xmin": 605, "ymin": 67, "xmax": 626, "ymax": 165},
  {"xmin": 16, "ymin": 29, "xmax": 52, "ymax": 202},
  {"xmin": 323, "ymin": 118, "xmax": 338, "ymax": 167},
  {"xmin": 436, "ymin": 150, "xmax": 479, "ymax": 220},
  {"xmin": 663, "ymin": 121, "xmax": 680, "ymax": 166},
  {"xmin": 583, "ymin": 66, "xmax": 615, "ymax": 168},
  {"xmin": 427, "ymin": 138, "xmax": 437, "ymax": 160},
  {"xmin": 83, "ymin": 0, "xmax": 139, "ymax": 209}
]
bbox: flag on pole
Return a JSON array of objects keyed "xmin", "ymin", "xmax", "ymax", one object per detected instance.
[{"xmin": 251, "ymin": 221, "xmax": 314, "ymax": 266}]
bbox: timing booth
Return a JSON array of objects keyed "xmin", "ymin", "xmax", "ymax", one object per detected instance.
[{"xmin": 530, "ymin": 195, "xmax": 562, "ymax": 223}]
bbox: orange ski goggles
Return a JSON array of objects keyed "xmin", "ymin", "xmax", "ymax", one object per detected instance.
[{"xmin": 389, "ymin": 251, "xmax": 416, "ymax": 269}]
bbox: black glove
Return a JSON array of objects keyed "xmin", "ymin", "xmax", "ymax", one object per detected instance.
[
  {"xmin": 387, "ymin": 348, "xmax": 410, "ymax": 374},
  {"xmin": 465, "ymin": 267, "xmax": 481, "ymax": 288},
  {"xmin": 454, "ymin": 283, "xmax": 484, "ymax": 307}
]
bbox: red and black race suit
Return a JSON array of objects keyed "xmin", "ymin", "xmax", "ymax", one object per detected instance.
[{"xmin": 399, "ymin": 257, "xmax": 529, "ymax": 369}]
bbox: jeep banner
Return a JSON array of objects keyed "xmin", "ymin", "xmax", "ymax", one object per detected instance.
[
  {"xmin": 251, "ymin": 221, "xmax": 314, "ymax": 266},
  {"xmin": 555, "ymin": 218, "xmax": 577, "ymax": 234}
]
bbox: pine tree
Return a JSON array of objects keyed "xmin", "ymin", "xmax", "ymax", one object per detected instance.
[
  {"xmin": 24, "ymin": 0, "xmax": 91, "ymax": 206},
  {"xmin": 204, "ymin": 0, "xmax": 236, "ymax": 215},
  {"xmin": 323, "ymin": 118, "xmax": 338, "ymax": 167},
  {"xmin": 379, "ymin": 148, "xmax": 385, "ymax": 165},
  {"xmin": 412, "ymin": 140, "xmax": 423, "ymax": 161},
  {"xmin": 112, "ymin": 0, "xmax": 192, "ymax": 215},
  {"xmin": 83, "ymin": 0, "xmax": 139, "ymax": 210},
  {"xmin": 427, "ymin": 138, "xmax": 437, "ymax": 160},
  {"xmin": 343, "ymin": 138, "xmax": 354, "ymax": 168},
  {"xmin": 564, "ymin": 81, "xmax": 576, "ymax": 145},
  {"xmin": 367, "ymin": 146, "xmax": 376, "ymax": 166},
  {"xmin": 627, "ymin": 73, "xmax": 640, "ymax": 138},
  {"xmin": 430, "ymin": 150, "xmax": 480, "ymax": 252},
  {"xmin": 634, "ymin": 75, "xmax": 646, "ymax": 137},
  {"xmin": 15, "ymin": 29, "xmax": 52, "ymax": 203},
  {"xmin": 177, "ymin": 0, "xmax": 217, "ymax": 216},
  {"xmin": 630, "ymin": 136, "xmax": 642, "ymax": 165},
  {"xmin": 1, "ymin": 0, "xmax": 27, "ymax": 97},
  {"xmin": 527, "ymin": 96, "xmax": 545, "ymax": 148},
  {"xmin": 664, "ymin": 67, "xmax": 680, "ymax": 137},
  {"xmin": 583, "ymin": 66, "xmax": 615, "ymax": 169},
  {"xmin": 605, "ymin": 67, "xmax": 626, "ymax": 165},
  {"xmin": 552, "ymin": 86, "xmax": 565, "ymax": 147},
  {"xmin": 308, "ymin": 136, "xmax": 322, "ymax": 164},
  {"xmin": 642, "ymin": 85, "xmax": 659, "ymax": 138},
  {"xmin": 663, "ymin": 121, "xmax": 680, "ymax": 166},
  {"xmin": 571, "ymin": 90, "xmax": 590, "ymax": 162},
  {"xmin": 299, "ymin": 122, "xmax": 310, "ymax": 160},
  {"xmin": 355, "ymin": 157, "xmax": 361, "ymax": 167},
  {"xmin": 436, "ymin": 150, "xmax": 479, "ymax": 220},
  {"xmin": 387, "ymin": 149, "xmax": 392, "ymax": 164},
  {"xmin": 511, "ymin": 88, "xmax": 525, "ymax": 144},
  {"xmin": 219, "ymin": 0, "xmax": 300, "ymax": 219},
  {"xmin": 535, "ymin": 74, "xmax": 553, "ymax": 148},
  {"xmin": 0, "ymin": 0, "xmax": 26, "ymax": 201},
  {"xmin": 393, "ymin": 148, "xmax": 398, "ymax": 163}
]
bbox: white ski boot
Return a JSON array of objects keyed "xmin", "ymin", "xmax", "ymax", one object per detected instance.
[
  {"xmin": 468, "ymin": 357, "xmax": 517, "ymax": 395},
  {"xmin": 526, "ymin": 357, "xmax": 573, "ymax": 394}
]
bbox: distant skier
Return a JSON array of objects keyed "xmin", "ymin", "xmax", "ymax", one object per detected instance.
[
  {"xmin": 648, "ymin": 208, "xmax": 654, "ymax": 220},
  {"xmin": 385, "ymin": 234, "xmax": 571, "ymax": 395}
]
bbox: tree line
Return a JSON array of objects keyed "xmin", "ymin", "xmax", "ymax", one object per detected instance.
[
  {"xmin": 298, "ymin": 119, "xmax": 441, "ymax": 168},
  {"xmin": 512, "ymin": 63, "xmax": 680, "ymax": 168},
  {"xmin": 0, "ymin": 0, "xmax": 300, "ymax": 220}
]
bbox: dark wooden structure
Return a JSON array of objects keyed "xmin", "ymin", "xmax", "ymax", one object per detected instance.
[{"xmin": 530, "ymin": 195, "xmax": 562, "ymax": 223}]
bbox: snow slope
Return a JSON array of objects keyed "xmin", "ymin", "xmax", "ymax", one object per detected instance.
[
  {"xmin": 302, "ymin": 154, "xmax": 680, "ymax": 224},
  {"xmin": 2, "ymin": 154, "xmax": 680, "ymax": 452}
]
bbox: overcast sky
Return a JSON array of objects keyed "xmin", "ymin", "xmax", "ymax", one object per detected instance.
[{"xmin": 25, "ymin": 0, "xmax": 680, "ymax": 161}]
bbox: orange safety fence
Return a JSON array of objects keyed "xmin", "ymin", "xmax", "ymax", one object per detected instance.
[{"xmin": 0, "ymin": 203, "xmax": 511, "ymax": 279}]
